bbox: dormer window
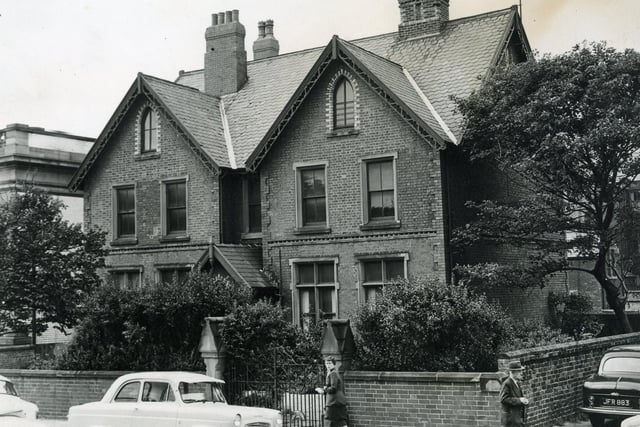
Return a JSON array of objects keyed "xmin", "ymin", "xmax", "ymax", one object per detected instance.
[
  {"xmin": 141, "ymin": 108, "xmax": 158, "ymax": 153},
  {"xmin": 333, "ymin": 78, "xmax": 354, "ymax": 129}
]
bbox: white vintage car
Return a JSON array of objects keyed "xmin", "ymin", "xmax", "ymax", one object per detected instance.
[
  {"xmin": 67, "ymin": 371, "xmax": 283, "ymax": 427},
  {"xmin": 0, "ymin": 374, "xmax": 49, "ymax": 426}
]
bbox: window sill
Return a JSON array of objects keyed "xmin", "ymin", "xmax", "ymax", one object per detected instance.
[
  {"xmin": 241, "ymin": 232, "xmax": 263, "ymax": 240},
  {"xmin": 327, "ymin": 129, "xmax": 359, "ymax": 138},
  {"xmin": 360, "ymin": 220, "xmax": 401, "ymax": 231},
  {"xmin": 159, "ymin": 235, "xmax": 190, "ymax": 243},
  {"xmin": 110, "ymin": 237, "xmax": 138, "ymax": 246},
  {"xmin": 294, "ymin": 226, "xmax": 332, "ymax": 235},
  {"xmin": 134, "ymin": 152, "xmax": 160, "ymax": 161}
]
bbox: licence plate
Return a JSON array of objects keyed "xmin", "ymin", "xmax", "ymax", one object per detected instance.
[{"xmin": 601, "ymin": 397, "xmax": 631, "ymax": 407}]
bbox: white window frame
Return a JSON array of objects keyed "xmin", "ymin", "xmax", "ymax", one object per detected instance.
[
  {"xmin": 293, "ymin": 161, "xmax": 329, "ymax": 230},
  {"xmin": 112, "ymin": 183, "xmax": 137, "ymax": 242},
  {"xmin": 107, "ymin": 266, "xmax": 144, "ymax": 289},
  {"xmin": 289, "ymin": 257, "xmax": 339, "ymax": 329},
  {"xmin": 140, "ymin": 107, "xmax": 160, "ymax": 154},
  {"xmin": 360, "ymin": 153, "xmax": 399, "ymax": 225},
  {"xmin": 160, "ymin": 176, "xmax": 189, "ymax": 239},
  {"xmin": 155, "ymin": 263, "xmax": 194, "ymax": 285},
  {"xmin": 357, "ymin": 253, "xmax": 409, "ymax": 303}
]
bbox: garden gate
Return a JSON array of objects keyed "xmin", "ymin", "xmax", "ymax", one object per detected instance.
[{"xmin": 224, "ymin": 349, "xmax": 326, "ymax": 427}]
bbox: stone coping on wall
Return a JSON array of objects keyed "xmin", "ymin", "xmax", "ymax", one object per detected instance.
[
  {"xmin": 0, "ymin": 369, "xmax": 131, "ymax": 379},
  {"xmin": 346, "ymin": 370, "xmax": 502, "ymax": 382},
  {"xmin": 499, "ymin": 332, "xmax": 640, "ymax": 366}
]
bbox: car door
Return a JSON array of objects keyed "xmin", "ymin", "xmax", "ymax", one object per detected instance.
[
  {"xmin": 105, "ymin": 380, "xmax": 142, "ymax": 427},
  {"xmin": 133, "ymin": 381, "xmax": 179, "ymax": 427}
]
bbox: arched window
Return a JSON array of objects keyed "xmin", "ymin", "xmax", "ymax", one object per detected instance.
[
  {"xmin": 141, "ymin": 108, "xmax": 158, "ymax": 152},
  {"xmin": 333, "ymin": 78, "xmax": 354, "ymax": 129}
]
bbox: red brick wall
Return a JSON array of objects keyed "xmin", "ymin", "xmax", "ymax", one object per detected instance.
[
  {"xmin": 345, "ymin": 371, "xmax": 502, "ymax": 426},
  {"xmin": 260, "ymin": 61, "xmax": 447, "ymax": 320},
  {"xmin": 498, "ymin": 332, "xmax": 640, "ymax": 426},
  {"xmin": 82, "ymin": 98, "xmax": 220, "ymax": 282}
]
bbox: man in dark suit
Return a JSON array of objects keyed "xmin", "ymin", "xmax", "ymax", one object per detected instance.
[{"xmin": 500, "ymin": 360, "xmax": 530, "ymax": 426}]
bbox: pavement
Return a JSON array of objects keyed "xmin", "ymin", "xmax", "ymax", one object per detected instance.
[{"xmin": 42, "ymin": 418, "xmax": 596, "ymax": 427}]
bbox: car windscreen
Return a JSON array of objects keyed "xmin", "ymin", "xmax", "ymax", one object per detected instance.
[
  {"xmin": 178, "ymin": 381, "xmax": 226, "ymax": 403},
  {"xmin": 0, "ymin": 381, "xmax": 18, "ymax": 396},
  {"xmin": 601, "ymin": 356, "xmax": 640, "ymax": 375}
]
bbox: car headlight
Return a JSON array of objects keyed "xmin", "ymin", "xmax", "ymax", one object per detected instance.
[
  {"xmin": 276, "ymin": 412, "xmax": 283, "ymax": 426},
  {"xmin": 233, "ymin": 413, "xmax": 241, "ymax": 427},
  {"xmin": 588, "ymin": 395, "xmax": 595, "ymax": 408}
]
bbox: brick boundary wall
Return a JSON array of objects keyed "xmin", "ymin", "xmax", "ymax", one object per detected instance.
[
  {"xmin": 344, "ymin": 371, "xmax": 503, "ymax": 426},
  {"xmin": 4, "ymin": 332, "xmax": 640, "ymax": 423},
  {"xmin": 0, "ymin": 369, "xmax": 128, "ymax": 419},
  {"xmin": 498, "ymin": 331, "xmax": 640, "ymax": 427}
]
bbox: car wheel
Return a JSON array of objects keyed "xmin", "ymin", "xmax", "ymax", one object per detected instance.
[{"xmin": 589, "ymin": 414, "xmax": 606, "ymax": 427}]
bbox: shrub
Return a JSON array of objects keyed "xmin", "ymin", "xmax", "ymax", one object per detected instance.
[
  {"xmin": 57, "ymin": 273, "xmax": 251, "ymax": 370},
  {"xmin": 352, "ymin": 278, "xmax": 510, "ymax": 372},
  {"xmin": 500, "ymin": 320, "xmax": 573, "ymax": 352},
  {"xmin": 548, "ymin": 292, "xmax": 603, "ymax": 340}
]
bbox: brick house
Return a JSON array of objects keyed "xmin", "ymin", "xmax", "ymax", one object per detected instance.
[{"xmin": 70, "ymin": 1, "xmax": 542, "ymax": 324}]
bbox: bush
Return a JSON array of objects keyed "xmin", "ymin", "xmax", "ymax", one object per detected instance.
[
  {"xmin": 548, "ymin": 292, "xmax": 603, "ymax": 340},
  {"xmin": 500, "ymin": 320, "xmax": 573, "ymax": 352},
  {"xmin": 352, "ymin": 278, "xmax": 510, "ymax": 372},
  {"xmin": 57, "ymin": 273, "xmax": 251, "ymax": 370}
]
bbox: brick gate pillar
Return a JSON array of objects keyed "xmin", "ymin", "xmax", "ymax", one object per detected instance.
[
  {"xmin": 199, "ymin": 316, "xmax": 226, "ymax": 379},
  {"xmin": 320, "ymin": 319, "xmax": 355, "ymax": 373}
]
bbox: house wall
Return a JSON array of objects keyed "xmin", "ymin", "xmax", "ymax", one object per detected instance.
[
  {"xmin": 260, "ymin": 61, "xmax": 447, "ymax": 321},
  {"xmin": 82, "ymin": 97, "xmax": 220, "ymax": 283},
  {"xmin": 443, "ymin": 147, "xmax": 568, "ymax": 321}
]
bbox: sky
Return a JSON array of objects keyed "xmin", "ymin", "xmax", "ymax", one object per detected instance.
[{"xmin": 1, "ymin": 0, "xmax": 640, "ymax": 138}]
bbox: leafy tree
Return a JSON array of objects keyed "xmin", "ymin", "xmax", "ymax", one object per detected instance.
[
  {"xmin": 352, "ymin": 278, "xmax": 510, "ymax": 372},
  {"xmin": 454, "ymin": 42, "xmax": 640, "ymax": 332},
  {"xmin": 0, "ymin": 187, "xmax": 106, "ymax": 343}
]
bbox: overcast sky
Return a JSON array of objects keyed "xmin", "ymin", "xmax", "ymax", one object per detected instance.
[{"xmin": 1, "ymin": 0, "xmax": 639, "ymax": 138}]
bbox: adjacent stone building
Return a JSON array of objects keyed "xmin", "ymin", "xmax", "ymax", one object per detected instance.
[
  {"xmin": 0, "ymin": 123, "xmax": 94, "ymax": 344},
  {"xmin": 70, "ymin": 1, "xmax": 556, "ymax": 325}
]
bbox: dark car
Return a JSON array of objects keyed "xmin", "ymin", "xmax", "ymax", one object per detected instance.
[{"xmin": 582, "ymin": 345, "xmax": 640, "ymax": 426}]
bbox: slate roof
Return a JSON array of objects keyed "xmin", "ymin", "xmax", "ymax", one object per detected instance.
[
  {"xmin": 213, "ymin": 244, "xmax": 268, "ymax": 288},
  {"xmin": 143, "ymin": 75, "xmax": 229, "ymax": 168},
  {"xmin": 173, "ymin": 7, "xmax": 518, "ymax": 168}
]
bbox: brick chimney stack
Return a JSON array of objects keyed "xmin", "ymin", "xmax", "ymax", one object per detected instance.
[
  {"xmin": 204, "ymin": 9, "xmax": 247, "ymax": 96},
  {"xmin": 398, "ymin": 0, "xmax": 450, "ymax": 40},
  {"xmin": 253, "ymin": 19, "xmax": 280, "ymax": 60}
]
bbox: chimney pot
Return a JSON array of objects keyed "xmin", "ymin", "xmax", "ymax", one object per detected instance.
[
  {"xmin": 265, "ymin": 19, "xmax": 274, "ymax": 37},
  {"xmin": 253, "ymin": 18, "xmax": 279, "ymax": 60},
  {"xmin": 218, "ymin": 12, "xmax": 225, "ymax": 25},
  {"xmin": 232, "ymin": 9, "xmax": 239, "ymax": 23},
  {"xmin": 225, "ymin": 11, "xmax": 233, "ymax": 23},
  {"xmin": 212, "ymin": 13, "xmax": 218, "ymax": 25}
]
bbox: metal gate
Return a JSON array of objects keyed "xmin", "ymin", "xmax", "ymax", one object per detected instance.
[{"xmin": 224, "ymin": 350, "xmax": 326, "ymax": 427}]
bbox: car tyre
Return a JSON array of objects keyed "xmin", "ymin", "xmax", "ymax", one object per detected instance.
[{"xmin": 589, "ymin": 414, "xmax": 606, "ymax": 427}]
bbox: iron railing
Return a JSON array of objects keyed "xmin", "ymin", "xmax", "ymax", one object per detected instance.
[{"xmin": 224, "ymin": 351, "xmax": 325, "ymax": 427}]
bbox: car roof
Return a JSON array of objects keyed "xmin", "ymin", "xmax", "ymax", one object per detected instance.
[
  {"xmin": 115, "ymin": 371, "xmax": 224, "ymax": 384},
  {"xmin": 607, "ymin": 345, "xmax": 640, "ymax": 353},
  {"xmin": 0, "ymin": 375, "xmax": 11, "ymax": 383}
]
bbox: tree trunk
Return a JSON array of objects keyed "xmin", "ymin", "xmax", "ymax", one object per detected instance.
[
  {"xmin": 31, "ymin": 308, "xmax": 36, "ymax": 346},
  {"xmin": 598, "ymin": 276, "xmax": 633, "ymax": 333}
]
